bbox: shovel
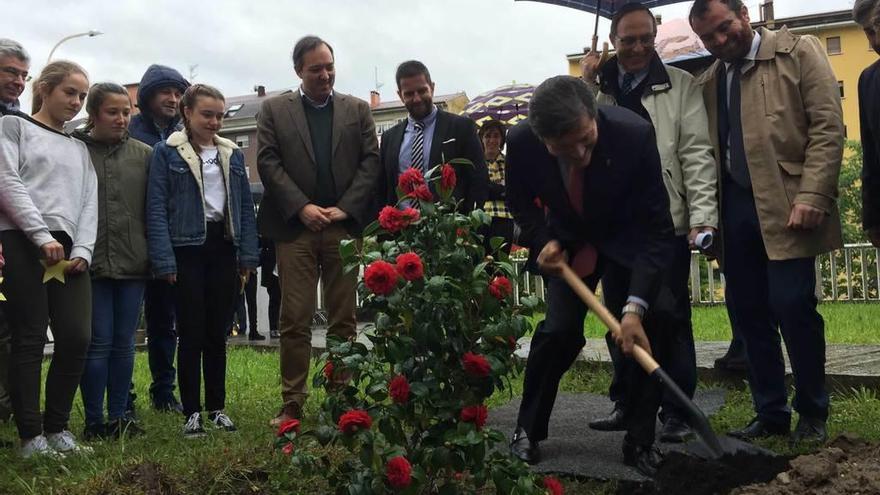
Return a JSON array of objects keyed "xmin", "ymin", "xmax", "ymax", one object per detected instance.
[{"xmin": 560, "ymin": 263, "xmax": 729, "ymax": 458}]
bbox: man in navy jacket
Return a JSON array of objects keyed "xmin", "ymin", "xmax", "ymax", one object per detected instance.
[
  {"xmin": 129, "ymin": 64, "xmax": 189, "ymax": 413},
  {"xmin": 506, "ymin": 75, "xmax": 677, "ymax": 476}
]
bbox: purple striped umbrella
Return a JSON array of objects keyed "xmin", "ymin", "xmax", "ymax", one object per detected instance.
[{"xmin": 461, "ymin": 83, "xmax": 534, "ymax": 127}]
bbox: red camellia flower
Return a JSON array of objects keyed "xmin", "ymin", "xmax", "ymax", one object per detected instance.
[
  {"xmin": 462, "ymin": 352, "xmax": 491, "ymax": 377},
  {"xmin": 378, "ymin": 206, "xmax": 404, "ymax": 232},
  {"xmin": 365, "ymin": 260, "xmax": 399, "ymax": 296},
  {"xmin": 409, "ymin": 184, "xmax": 433, "ymax": 202},
  {"xmin": 395, "ymin": 252, "xmax": 424, "ymax": 281},
  {"xmin": 388, "ymin": 375, "xmax": 410, "ymax": 404},
  {"xmin": 338, "ymin": 409, "xmax": 372, "ymax": 434},
  {"xmin": 322, "ymin": 361, "xmax": 334, "ymax": 379},
  {"xmin": 379, "ymin": 206, "xmax": 421, "ymax": 233},
  {"xmin": 440, "ymin": 163, "xmax": 457, "ymax": 191},
  {"xmin": 460, "ymin": 404, "xmax": 488, "ymax": 429},
  {"xmin": 488, "ymin": 276, "xmax": 513, "ymax": 300},
  {"xmin": 456, "ymin": 227, "xmax": 468, "ymax": 238},
  {"xmin": 277, "ymin": 418, "xmax": 301, "ymax": 437},
  {"xmin": 543, "ymin": 475, "xmax": 564, "ymax": 495},
  {"xmin": 385, "ymin": 456, "xmax": 413, "ymax": 489},
  {"xmin": 398, "ymin": 167, "xmax": 425, "ymax": 194},
  {"xmin": 282, "ymin": 442, "xmax": 294, "ymax": 456}
]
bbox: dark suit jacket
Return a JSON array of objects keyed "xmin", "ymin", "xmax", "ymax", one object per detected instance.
[
  {"xmin": 861, "ymin": 59, "xmax": 880, "ymax": 231},
  {"xmin": 505, "ymin": 106, "xmax": 675, "ymax": 302},
  {"xmin": 256, "ymin": 90, "xmax": 381, "ymax": 241},
  {"xmin": 378, "ymin": 109, "xmax": 488, "ymax": 213}
]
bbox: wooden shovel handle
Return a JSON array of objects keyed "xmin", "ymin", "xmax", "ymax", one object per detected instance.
[{"xmin": 559, "ymin": 264, "xmax": 659, "ymax": 374}]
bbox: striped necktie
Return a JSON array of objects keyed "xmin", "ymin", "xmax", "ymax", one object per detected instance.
[
  {"xmin": 411, "ymin": 121, "xmax": 425, "ymax": 172},
  {"xmin": 620, "ymin": 72, "xmax": 636, "ymax": 96}
]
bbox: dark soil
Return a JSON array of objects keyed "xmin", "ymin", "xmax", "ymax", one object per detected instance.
[
  {"xmin": 618, "ymin": 446, "xmax": 791, "ymax": 495},
  {"xmin": 732, "ymin": 434, "xmax": 880, "ymax": 495}
]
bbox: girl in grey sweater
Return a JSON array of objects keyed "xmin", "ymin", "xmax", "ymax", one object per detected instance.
[{"xmin": 0, "ymin": 60, "xmax": 97, "ymax": 458}]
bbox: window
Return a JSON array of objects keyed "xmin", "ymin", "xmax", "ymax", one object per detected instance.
[
  {"xmin": 826, "ymin": 36, "xmax": 841, "ymax": 55},
  {"xmin": 235, "ymin": 135, "xmax": 249, "ymax": 148},
  {"xmin": 838, "ymin": 81, "xmax": 845, "ymax": 99},
  {"xmin": 225, "ymin": 104, "xmax": 243, "ymax": 118}
]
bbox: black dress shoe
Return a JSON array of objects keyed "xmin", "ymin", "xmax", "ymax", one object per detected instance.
[
  {"xmin": 714, "ymin": 340, "xmax": 749, "ymax": 371},
  {"xmin": 589, "ymin": 403, "xmax": 627, "ymax": 431},
  {"xmin": 790, "ymin": 416, "xmax": 827, "ymax": 446},
  {"xmin": 269, "ymin": 330, "xmax": 280, "ymax": 339},
  {"xmin": 509, "ymin": 426, "xmax": 540, "ymax": 464},
  {"xmin": 248, "ymin": 332, "xmax": 266, "ymax": 341},
  {"xmin": 623, "ymin": 438, "xmax": 663, "ymax": 477},
  {"xmin": 659, "ymin": 416, "xmax": 692, "ymax": 443},
  {"xmin": 729, "ymin": 417, "xmax": 789, "ymax": 441}
]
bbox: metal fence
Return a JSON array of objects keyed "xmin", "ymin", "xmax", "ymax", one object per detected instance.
[{"xmin": 506, "ymin": 243, "xmax": 880, "ymax": 307}]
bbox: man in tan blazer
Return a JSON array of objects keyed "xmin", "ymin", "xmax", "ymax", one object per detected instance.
[
  {"xmin": 257, "ymin": 35, "xmax": 381, "ymax": 425},
  {"xmin": 690, "ymin": 0, "xmax": 843, "ymax": 446}
]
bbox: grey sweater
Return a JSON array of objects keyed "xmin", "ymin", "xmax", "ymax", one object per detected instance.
[{"xmin": 0, "ymin": 115, "xmax": 98, "ymax": 264}]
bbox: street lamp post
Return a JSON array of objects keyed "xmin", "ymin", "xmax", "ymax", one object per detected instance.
[{"xmin": 47, "ymin": 30, "xmax": 104, "ymax": 63}]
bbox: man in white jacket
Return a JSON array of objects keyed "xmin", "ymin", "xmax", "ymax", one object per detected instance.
[{"xmin": 581, "ymin": 2, "xmax": 718, "ymax": 443}]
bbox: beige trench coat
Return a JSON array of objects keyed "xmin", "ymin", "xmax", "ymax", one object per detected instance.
[{"xmin": 696, "ymin": 27, "xmax": 844, "ymax": 260}]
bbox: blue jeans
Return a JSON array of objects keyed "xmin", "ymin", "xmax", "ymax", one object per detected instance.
[{"xmin": 81, "ymin": 279, "xmax": 145, "ymax": 426}]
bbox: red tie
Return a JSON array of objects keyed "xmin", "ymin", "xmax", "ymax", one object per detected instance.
[{"xmin": 567, "ymin": 165, "xmax": 597, "ymax": 277}]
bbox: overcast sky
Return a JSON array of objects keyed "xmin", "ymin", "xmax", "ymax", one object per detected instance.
[{"xmin": 7, "ymin": 0, "xmax": 846, "ymax": 112}]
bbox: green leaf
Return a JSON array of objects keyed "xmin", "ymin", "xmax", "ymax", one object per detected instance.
[
  {"xmin": 489, "ymin": 236, "xmax": 505, "ymax": 253},
  {"xmin": 362, "ymin": 220, "xmax": 379, "ymax": 238},
  {"xmin": 339, "ymin": 238, "xmax": 357, "ymax": 262},
  {"xmin": 410, "ymin": 381, "xmax": 429, "ymax": 397}
]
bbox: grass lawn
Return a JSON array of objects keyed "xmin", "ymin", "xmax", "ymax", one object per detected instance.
[
  {"xmin": 570, "ymin": 301, "xmax": 880, "ymax": 344},
  {"xmin": 2, "ymin": 344, "xmax": 880, "ymax": 494}
]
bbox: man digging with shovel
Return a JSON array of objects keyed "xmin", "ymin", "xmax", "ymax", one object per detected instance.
[{"xmin": 505, "ymin": 74, "xmax": 679, "ymax": 477}]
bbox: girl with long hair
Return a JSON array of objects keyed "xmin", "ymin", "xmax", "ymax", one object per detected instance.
[
  {"xmin": 146, "ymin": 84, "xmax": 258, "ymax": 438},
  {"xmin": 0, "ymin": 60, "xmax": 97, "ymax": 457},
  {"xmin": 74, "ymin": 83, "xmax": 152, "ymax": 440}
]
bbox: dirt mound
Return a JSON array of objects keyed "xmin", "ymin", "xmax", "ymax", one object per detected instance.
[
  {"xmin": 732, "ymin": 434, "xmax": 880, "ymax": 495},
  {"xmin": 104, "ymin": 461, "xmax": 179, "ymax": 495}
]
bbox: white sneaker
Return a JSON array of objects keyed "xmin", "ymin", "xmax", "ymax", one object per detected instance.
[
  {"xmin": 20, "ymin": 434, "xmax": 64, "ymax": 459},
  {"xmin": 46, "ymin": 430, "xmax": 93, "ymax": 455},
  {"xmin": 208, "ymin": 411, "xmax": 237, "ymax": 432},
  {"xmin": 183, "ymin": 412, "xmax": 207, "ymax": 438}
]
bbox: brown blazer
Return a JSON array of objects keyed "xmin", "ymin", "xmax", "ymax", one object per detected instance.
[
  {"xmin": 697, "ymin": 27, "xmax": 843, "ymax": 260},
  {"xmin": 256, "ymin": 90, "xmax": 381, "ymax": 241}
]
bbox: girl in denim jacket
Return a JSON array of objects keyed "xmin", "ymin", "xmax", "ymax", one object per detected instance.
[{"xmin": 146, "ymin": 84, "xmax": 258, "ymax": 438}]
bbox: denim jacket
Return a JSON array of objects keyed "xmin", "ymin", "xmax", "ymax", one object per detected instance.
[{"xmin": 146, "ymin": 131, "xmax": 259, "ymax": 277}]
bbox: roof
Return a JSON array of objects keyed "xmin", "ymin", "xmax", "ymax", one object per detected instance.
[
  {"xmin": 371, "ymin": 92, "xmax": 467, "ymax": 112},
  {"xmin": 223, "ymin": 88, "xmax": 291, "ymax": 121}
]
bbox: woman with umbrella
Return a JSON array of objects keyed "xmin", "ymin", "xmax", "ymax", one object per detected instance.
[{"xmin": 479, "ymin": 119, "xmax": 516, "ymax": 255}]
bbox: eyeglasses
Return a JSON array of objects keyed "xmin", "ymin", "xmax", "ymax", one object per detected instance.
[
  {"xmin": 0, "ymin": 66, "xmax": 31, "ymax": 82},
  {"xmin": 615, "ymin": 35, "xmax": 656, "ymax": 48}
]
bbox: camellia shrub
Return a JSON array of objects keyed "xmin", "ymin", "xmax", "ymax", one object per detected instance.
[{"xmin": 276, "ymin": 162, "xmax": 562, "ymax": 494}]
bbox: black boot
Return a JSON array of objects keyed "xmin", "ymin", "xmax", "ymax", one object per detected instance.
[
  {"xmin": 509, "ymin": 426, "xmax": 540, "ymax": 464},
  {"xmin": 623, "ymin": 437, "xmax": 663, "ymax": 477},
  {"xmin": 589, "ymin": 403, "xmax": 627, "ymax": 431}
]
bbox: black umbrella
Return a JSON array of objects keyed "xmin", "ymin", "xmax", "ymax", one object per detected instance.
[{"xmin": 515, "ymin": 0, "xmax": 693, "ymax": 52}]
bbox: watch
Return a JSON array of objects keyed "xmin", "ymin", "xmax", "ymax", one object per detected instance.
[{"xmin": 622, "ymin": 302, "xmax": 646, "ymax": 319}]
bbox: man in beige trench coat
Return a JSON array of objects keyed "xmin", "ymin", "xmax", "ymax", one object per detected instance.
[{"xmin": 689, "ymin": 0, "xmax": 844, "ymax": 446}]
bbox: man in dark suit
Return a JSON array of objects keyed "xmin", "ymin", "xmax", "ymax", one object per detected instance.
[
  {"xmin": 378, "ymin": 60, "xmax": 487, "ymax": 212},
  {"xmin": 506, "ymin": 75, "xmax": 677, "ymax": 477},
  {"xmin": 856, "ymin": 0, "xmax": 880, "ymax": 247},
  {"xmin": 256, "ymin": 36, "xmax": 381, "ymax": 427}
]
